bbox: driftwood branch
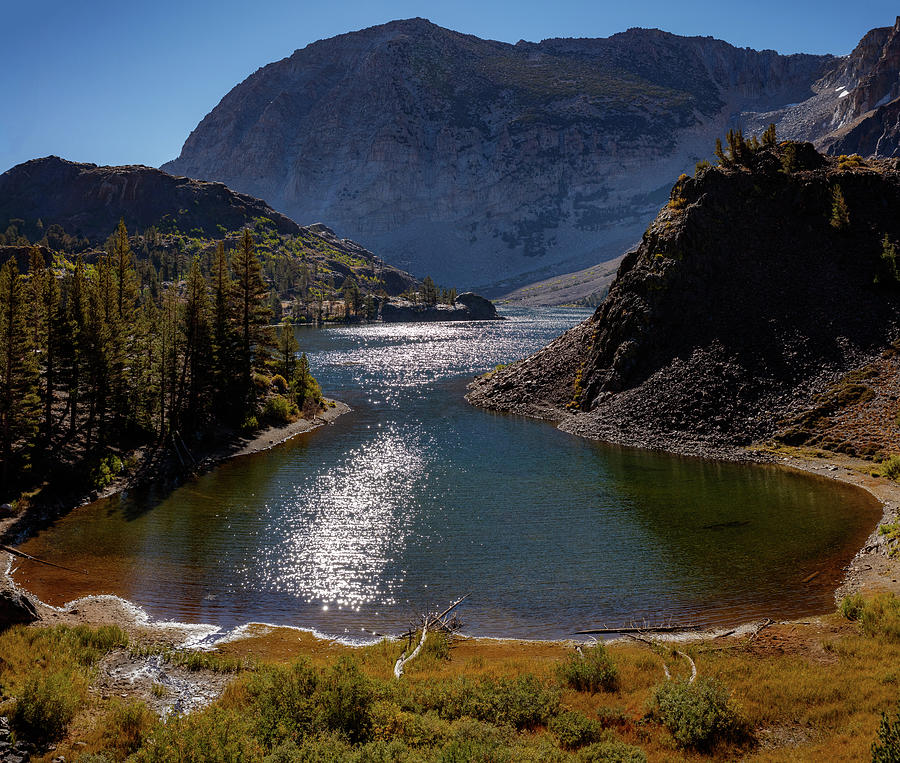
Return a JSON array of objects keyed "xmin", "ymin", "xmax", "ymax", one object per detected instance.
[{"xmin": 2, "ymin": 544, "xmax": 87, "ymax": 575}]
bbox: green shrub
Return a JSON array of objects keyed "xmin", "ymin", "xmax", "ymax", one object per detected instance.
[
  {"xmin": 317, "ymin": 656, "xmax": 376, "ymax": 743},
  {"xmin": 548, "ymin": 709, "xmax": 604, "ymax": 750},
  {"xmin": 246, "ymin": 659, "xmax": 321, "ymax": 747},
  {"xmin": 578, "ymin": 740, "xmax": 647, "ymax": 762},
  {"xmin": 263, "ymin": 395, "xmax": 297, "ymax": 425},
  {"xmin": 841, "ymin": 593, "xmax": 900, "ymax": 641},
  {"xmin": 880, "ymin": 522, "xmax": 900, "ymax": 557},
  {"xmin": 101, "ymin": 699, "xmax": 158, "ymax": 757},
  {"xmin": 93, "ymin": 454, "xmax": 125, "ymax": 489},
  {"xmin": 557, "ymin": 644, "xmax": 618, "ymax": 692},
  {"xmin": 406, "ymin": 674, "xmax": 559, "ymax": 730},
  {"xmin": 882, "ymin": 455, "xmax": 900, "ymax": 480},
  {"xmin": 242, "ymin": 415, "xmax": 259, "ymax": 433},
  {"xmin": 873, "ymin": 703, "xmax": 900, "ymax": 762},
  {"xmin": 11, "ymin": 669, "xmax": 85, "ymax": 742},
  {"xmin": 648, "ymin": 678, "xmax": 747, "ymax": 750},
  {"xmin": 271, "ymin": 374, "xmax": 288, "ymax": 393},
  {"xmin": 130, "ymin": 705, "xmax": 261, "ymax": 762}
]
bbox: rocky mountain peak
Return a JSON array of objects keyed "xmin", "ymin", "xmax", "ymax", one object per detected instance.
[{"xmin": 163, "ymin": 22, "xmax": 835, "ymax": 292}]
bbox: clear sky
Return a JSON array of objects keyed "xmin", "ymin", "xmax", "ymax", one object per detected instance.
[{"xmin": 1, "ymin": 0, "xmax": 897, "ymax": 173}]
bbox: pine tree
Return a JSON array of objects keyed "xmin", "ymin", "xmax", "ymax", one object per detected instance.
[
  {"xmin": 762, "ymin": 123, "xmax": 777, "ymax": 148},
  {"xmin": 26, "ymin": 247, "xmax": 60, "ymax": 444},
  {"xmin": 232, "ymin": 229, "xmax": 272, "ymax": 406},
  {"xmin": 180, "ymin": 257, "xmax": 212, "ymax": 427},
  {"xmin": 277, "ymin": 323, "xmax": 300, "ymax": 397},
  {"xmin": 0, "ymin": 260, "xmax": 39, "ymax": 490},
  {"xmin": 830, "ymin": 185, "xmax": 850, "ymax": 231}
]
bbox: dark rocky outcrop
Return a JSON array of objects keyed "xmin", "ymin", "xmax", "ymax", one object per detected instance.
[
  {"xmin": 468, "ymin": 145, "xmax": 900, "ymax": 457},
  {"xmin": 380, "ymin": 292, "xmax": 501, "ymax": 322},
  {"xmin": 0, "ymin": 588, "xmax": 39, "ymax": 629},
  {"xmin": 162, "ymin": 18, "xmax": 831, "ymax": 291},
  {"xmin": 0, "ymin": 156, "xmax": 301, "ymax": 243}
]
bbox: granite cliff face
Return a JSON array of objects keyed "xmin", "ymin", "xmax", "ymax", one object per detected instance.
[
  {"xmin": 467, "ymin": 145, "xmax": 900, "ymax": 457},
  {"xmin": 745, "ymin": 17, "xmax": 900, "ymax": 158},
  {"xmin": 163, "ymin": 18, "xmax": 831, "ymax": 292},
  {"xmin": 0, "ymin": 156, "xmax": 301, "ymax": 243}
]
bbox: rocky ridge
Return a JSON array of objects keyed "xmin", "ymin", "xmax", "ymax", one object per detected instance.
[
  {"xmin": 467, "ymin": 144, "xmax": 900, "ymax": 457},
  {"xmin": 0, "ymin": 156, "xmax": 301, "ymax": 242},
  {"xmin": 745, "ymin": 17, "xmax": 900, "ymax": 158},
  {"xmin": 162, "ymin": 18, "xmax": 832, "ymax": 292}
]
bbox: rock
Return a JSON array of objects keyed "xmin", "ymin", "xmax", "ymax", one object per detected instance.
[
  {"xmin": 380, "ymin": 293, "xmax": 501, "ymax": 322},
  {"xmin": 0, "ymin": 589, "xmax": 39, "ymax": 629},
  {"xmin": 161, "ymin": 18, "xmax": 833, "ymax": 291},
  {"xmin": 0, "ymin": 504, "xmax": 13, "ymax": 518},
  {"xmin": 0, "ymin": 156, "xmax": 301, "ymax": 245},
  {"xmin": 468, "ymin": 145, "xmax": 900, "ymax": 458}
]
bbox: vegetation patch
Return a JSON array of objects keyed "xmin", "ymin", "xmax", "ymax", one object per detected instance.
[
  {"xmin": 647, "ymin": 677, "xmax": 748, "ymax": 751},
  {"xmin": 556, "ymin": 643, "xmax": 618, "ymax": 692},
  {"xmin": 841, "ymin": 592, "xmax": 900, "ymax": 641}
]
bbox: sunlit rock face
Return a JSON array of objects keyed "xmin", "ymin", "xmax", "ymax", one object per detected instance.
[
  {"xmin": 744, "ymin": 17, "xmax": 900, "ymax": 158},
  {"xmin": 163, "ymin": 18, "xmax": 830, "ymax": 292}
]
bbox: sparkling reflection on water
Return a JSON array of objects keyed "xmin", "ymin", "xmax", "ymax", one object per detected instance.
[{"xmin": 13, "ymin": 308, "xmax": 883, "ymax": 640}]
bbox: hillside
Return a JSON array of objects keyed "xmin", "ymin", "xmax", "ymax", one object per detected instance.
[
  {"xmin": 162, "ymin": 18, "xmax": 831, "ymax": 292},
  {"xmin": 0, "ymin": 156, "xmax": 301, "ymax": 242},
  {"xmin": 0, "ymin": 156, "xmax": 421, "ymax": 316},
  {"xmin": 467, "ymin": 141, "xmax": 900, "ymax": 458}
]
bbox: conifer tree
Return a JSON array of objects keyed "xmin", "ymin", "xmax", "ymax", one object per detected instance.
[
  {"xmin": 830, "ymin": 185, "xmax": 851, "ymax": 231},
  {"xmin": 0, "ymin": 260, "xmax": 39, "ymax": 488},
  {"xmin": 277, "ymin": 323, "xmax": 300, "ymax": 397},
  {"xmin": 181, "ymin": 257, "xmax": 212, "ymax": 427},
  {"xmin": 232, "ymin": 229, "xmax": 272, "ymax": 406}
]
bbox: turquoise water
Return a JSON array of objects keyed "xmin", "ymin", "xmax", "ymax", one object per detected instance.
[{"xmin": 14, "ymin": 308, "xmax": 881, "ymax": 640}]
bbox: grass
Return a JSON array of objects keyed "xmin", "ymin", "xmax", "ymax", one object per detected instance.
[
  {"xmin": 880, "ymin": 522, "xmax": 900, "ymax": 556},
  {"xmin": 5, "ymin": 601, "xmax": 900, "ymax": 760}
]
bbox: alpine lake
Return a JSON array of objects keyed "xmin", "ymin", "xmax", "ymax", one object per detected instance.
[{"xmin": 11, "ymin": 307, "xmax": 881, "ymax": 642}]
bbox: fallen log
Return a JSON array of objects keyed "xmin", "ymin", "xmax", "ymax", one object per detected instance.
[
  {"xmin": 2, "ymin": 544, "xmax": 87, "ymax": 575},
  {"xmin": 575, "ymin": 625, "xmax": 700, "ymax": 635}
]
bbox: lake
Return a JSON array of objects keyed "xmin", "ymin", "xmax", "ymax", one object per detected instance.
[{"xmin": 11, "ymin": 307, "xmax": 882, "ymax": 641}]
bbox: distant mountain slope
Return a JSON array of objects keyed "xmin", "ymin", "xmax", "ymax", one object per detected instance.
[
  {"xmin": 0, "ymin": 156, "xmax": 302, "ymax": 243},
  {"xmin": 0, "ymin": 156, "xmax": 420, "ymax": 309},
  {"xmin": 162, "ymin": 18, "xmax": 831, "ymax": 292},
  {"xmin": 467, "ymin": 142, "xmax": 900, "ymax": 458},
  {"xmin": 744, "ymin": 17, "xmax": 900, "ymax": 157}
]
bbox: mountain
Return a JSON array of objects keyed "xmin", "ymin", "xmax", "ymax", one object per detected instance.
[
  {"xmin": 467, "ymin": 141, "xmax": 900, "ymax": 458},
  {"xmin": 0, "ymin": 156, "xmax": 301, "ymax": 242},
  {"xmin": 745, "ymin": 17, "xmax": 900, "ymax": 158},
  {"xmin": 162, "ymin": 18, "xmax": 831, "ymax": 292},
  {"xmin": 0, "ymin": 156, "xmax": 421, "ymax": 306}
]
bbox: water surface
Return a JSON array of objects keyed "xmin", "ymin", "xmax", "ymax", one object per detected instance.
[{"xmin": 13, "ymin": 308, "xmax": 881, "ymax": 640}]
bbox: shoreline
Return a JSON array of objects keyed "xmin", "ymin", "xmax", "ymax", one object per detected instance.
[
  {"xmin": 0, "ymin": 399, "xmax": 350, "ymax": 547},
  {"xmin": 2, "ymin": 401, "xmax": 898, "ymax": 656},
  {"xmin": 0, "ymin": 400, "xmax": 351, "ymax": 628}
]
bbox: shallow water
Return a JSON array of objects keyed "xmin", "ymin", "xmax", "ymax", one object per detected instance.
[{"xmin": 13, "ymin": 308, "xmax": 882, "ymax": 640}]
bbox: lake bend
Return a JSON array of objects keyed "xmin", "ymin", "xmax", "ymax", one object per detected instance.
[{"xmin": 10, "ymin": 307, "xmax": 883, "ymax": 642}]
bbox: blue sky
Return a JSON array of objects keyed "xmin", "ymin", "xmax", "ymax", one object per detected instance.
[{"xmin": 1, "ymin": 0, "xmax": 897, "ymax": 173}]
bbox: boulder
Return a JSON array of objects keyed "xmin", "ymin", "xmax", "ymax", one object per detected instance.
[{"xmin": 0, "ymin": 589, "xmax": 39, "ymax": 629}]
